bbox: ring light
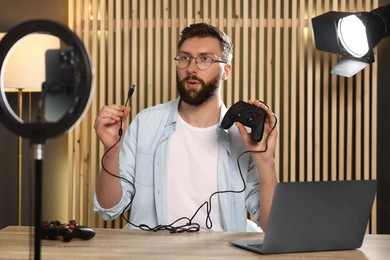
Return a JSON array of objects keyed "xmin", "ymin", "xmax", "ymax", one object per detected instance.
[
  {"xmin": 0, "ymin": 20, "xmax": 93, "ymax": 260},
  {"xmin": 0, "ymin": 19, "xmax": 93, "ymax": 144}
]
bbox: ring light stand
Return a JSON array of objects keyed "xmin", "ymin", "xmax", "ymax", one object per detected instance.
[{"xmin": 0, "ymin": 20, "xmax": 93, "ymax": 259}]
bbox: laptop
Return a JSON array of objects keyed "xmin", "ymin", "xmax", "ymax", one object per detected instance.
[{"xmin": 229, "ymin": 180, "xmax": 377, "ymax": 254}]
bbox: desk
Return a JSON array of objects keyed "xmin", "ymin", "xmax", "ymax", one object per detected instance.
[{"xmin": 1, "ymin": 226, "xmax": 389, "ymax": 259}]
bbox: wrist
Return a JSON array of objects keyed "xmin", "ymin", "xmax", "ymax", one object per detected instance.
[{"xmin": 251, "ymin": 151, "xmax": 275, "ymax": 163}]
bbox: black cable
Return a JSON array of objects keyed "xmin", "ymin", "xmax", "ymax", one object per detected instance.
[
  {"xmin": 100, "ymin": 85, "xmax": 200, "ymax": 233},
  {"xmin": 100, "ymin": 94, "xmax": 278, "ymax": 233},
  {"xmin": 194, "ymin": 113, "xmax": 278, "ymax": 230}
]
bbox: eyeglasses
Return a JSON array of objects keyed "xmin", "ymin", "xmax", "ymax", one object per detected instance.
[{"xmin": 174, "ymin": 54, "xmax": 227, "ymax": 70}]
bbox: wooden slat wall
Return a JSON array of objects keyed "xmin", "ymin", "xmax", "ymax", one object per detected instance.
[{"xmin": 68, "ymin": 0, "xmax": 378, "ymax": 233}]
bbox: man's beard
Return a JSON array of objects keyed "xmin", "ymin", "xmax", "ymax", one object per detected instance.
[{"xmin": 176, "ymin": 73, "xmax": 221, "ymax": 106}]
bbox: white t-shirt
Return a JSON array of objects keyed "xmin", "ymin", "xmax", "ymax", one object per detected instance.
[{"xmin": 165, "ymin": 114, "xmax": 223, "ymax": 231}]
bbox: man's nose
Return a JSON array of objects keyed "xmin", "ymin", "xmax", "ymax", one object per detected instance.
[{"xmin": 186, "ymin": 58, "xmax": 198, "ymax": 73}]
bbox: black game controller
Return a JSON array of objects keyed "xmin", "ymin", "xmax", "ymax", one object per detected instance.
[
  {"xmin": 41, "ymin": 220, "xmax": 96, "ymax": 242},
  {"xmin": 221, "ymin": 101, "xmax": 266, "ymax": 142}
]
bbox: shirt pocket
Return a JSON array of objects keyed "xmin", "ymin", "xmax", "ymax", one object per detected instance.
[{"xmin": 134, "ymin": 149, "xmax": 155, "ymax": 187}]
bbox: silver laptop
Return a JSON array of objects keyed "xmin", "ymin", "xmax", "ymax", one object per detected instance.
[{"xmin": 229, "ymin": 180, "xmax": 377, "ymax": 254}]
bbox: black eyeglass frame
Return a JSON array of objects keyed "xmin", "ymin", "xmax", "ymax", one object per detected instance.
[{"xmin": 174, "ymin": 54, "xmax": 227, "ymax": 70}]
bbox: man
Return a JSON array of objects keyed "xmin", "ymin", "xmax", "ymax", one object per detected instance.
[{"xmin": 94, "ymin": 23, "xmax": 278, "ymax": 232}]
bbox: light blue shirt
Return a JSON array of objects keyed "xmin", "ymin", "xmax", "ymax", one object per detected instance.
[{"xmin": 94, "ymin": 98, "xmax": 261, "ymax": 231}]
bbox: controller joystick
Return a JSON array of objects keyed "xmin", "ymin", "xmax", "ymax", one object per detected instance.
[
  {"xmin": 221, "ymin": 101, "xmax": 266, "ymax": 142},
  {"xmin": 41, "ymin": 220, "xmax": 96, "ymax": 242}
]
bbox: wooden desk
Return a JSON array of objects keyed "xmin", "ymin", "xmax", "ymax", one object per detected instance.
[{"xmin": 1, "ymin": 226, "xmax": 389, "ymax": 259}]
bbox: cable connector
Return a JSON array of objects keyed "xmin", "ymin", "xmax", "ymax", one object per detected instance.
[
  {"xmin": 120, "ymin": 84, "xmax": 136, "ymax": 136},
  {"xmin": 128, "ymin": 84, "xmax": 136, "ymax": 99},
  {"xmin": 124, "ymin": 84, "xmax": 135, "ymax": 107}
]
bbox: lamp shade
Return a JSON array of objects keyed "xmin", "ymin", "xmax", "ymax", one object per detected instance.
[{"xmin": 0, "ymin": 33, "xmax": 60, "ymax": 92}]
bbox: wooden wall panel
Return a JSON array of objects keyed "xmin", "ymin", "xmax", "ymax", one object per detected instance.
[{"xmin": 68, "ymin": 0, "xmax": 378, "ymax": 233}]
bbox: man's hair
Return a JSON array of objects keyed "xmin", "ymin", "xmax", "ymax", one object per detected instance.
[{"xmin": 178, "ymin": 23, "xmax": 233, "ymax": 63}]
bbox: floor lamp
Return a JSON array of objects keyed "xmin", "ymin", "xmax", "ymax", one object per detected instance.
[{"xmin": 0, "ymin": 33, "xmax": 60, "ymax": 226}]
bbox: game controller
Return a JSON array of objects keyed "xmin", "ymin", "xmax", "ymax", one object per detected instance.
[
  {"xmin": 221, "ymin": 101, "xmax": 266, "ymax": 142},
  {"xmin": 41, "ymin": 220, "xmax": 96, "ymax": 242}
]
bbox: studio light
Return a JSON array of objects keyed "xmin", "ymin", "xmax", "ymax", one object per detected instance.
[
  {"xmin": 0, "ymin": 20, "xmax": 93, "ymax": 260},
  {"xmin": 312, "ymin": 4, "xmax": 390, "ymax": 77},
  {"xmin": 0, "ymin": 32, "xmax": 60, "ymax": 227},
  {"xmin": 0, "ymin": 20, "xmax": 93, "ymax": 143}
]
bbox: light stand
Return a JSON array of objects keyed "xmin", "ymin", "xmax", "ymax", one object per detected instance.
[
  {"xmin": 0, "ymin": 20, "xmax": 93, "ymax": 260},
  {"xmin": 33, "ymin": 143, "xmax": 44, "ymax": 259},
  {"xmin": 1, "ymin": 32, "xmax": 60, "ymax": 226}
]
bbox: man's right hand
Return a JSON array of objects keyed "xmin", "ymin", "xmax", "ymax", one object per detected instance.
[{"xmin": 94, "ymin": 104, "xmax": 131, "ymax": 149}]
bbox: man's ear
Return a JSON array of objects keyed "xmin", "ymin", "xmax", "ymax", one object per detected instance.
[{"xmin": 221, "ymin": 64, "xmax": 232, "ymax": 81}]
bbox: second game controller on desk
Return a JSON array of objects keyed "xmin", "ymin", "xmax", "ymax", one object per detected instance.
[
  {"xmin": 41, "ymin": 220, "xmax": 96, "ymax": 242},
  {"xmin": 221, "ymin": 101, "xmax": 266, "ymax": 142}
]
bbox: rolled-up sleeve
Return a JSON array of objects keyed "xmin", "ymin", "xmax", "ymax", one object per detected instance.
[{"xmin": 93, "ymin": 192, "xmax": 129, "ymax": 221}]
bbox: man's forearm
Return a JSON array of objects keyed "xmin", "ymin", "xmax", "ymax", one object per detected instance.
[
  {"xmin": 254, "ymin": 156, "xmax": 278, "ymax": 232},
  {"xmin": 96, "ymin": 146, "xmax": 123, "ymax": 209}
]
